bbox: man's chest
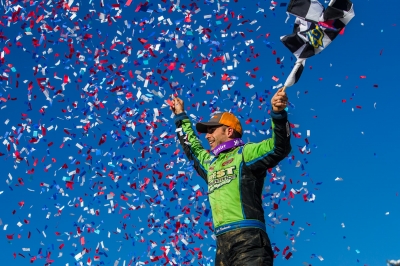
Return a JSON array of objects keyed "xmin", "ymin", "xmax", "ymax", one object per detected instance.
[{"xmin": 207, "ymin": 152, "xmax": 241, "ymax": 193}]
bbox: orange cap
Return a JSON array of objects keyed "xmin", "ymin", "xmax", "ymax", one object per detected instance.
[{"xmin": 196, "ymin": 112, "xmax": 243, "ymax": 136}]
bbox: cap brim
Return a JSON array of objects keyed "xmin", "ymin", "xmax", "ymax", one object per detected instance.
[{"xmin": 196, "ymin": 122, "xmax": 222, "ymax": 133}]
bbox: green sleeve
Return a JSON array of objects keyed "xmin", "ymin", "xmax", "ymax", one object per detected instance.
[
  {"xmin": 243, "ymin": 110, "xmax": 291, "ymax": 178},
  {"xmin": 174, "ymin": 113, "xmax": 212, "ymax": 183}
]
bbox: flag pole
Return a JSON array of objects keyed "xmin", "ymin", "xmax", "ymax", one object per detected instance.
[{"xmin": 282, "ymin": 86, "xmax": 287, "ymax": 92}]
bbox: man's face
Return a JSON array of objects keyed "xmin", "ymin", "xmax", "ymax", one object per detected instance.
[{"xmin": 205, "ymin": 125, "xmax": 229, "ymax": 150}]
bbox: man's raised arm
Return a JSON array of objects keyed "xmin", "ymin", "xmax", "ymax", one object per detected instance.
[
  {"xmin": 242, "ymin": 88, "xmax": 291, "ymax": 176},
  {"xmin": 171, "ymin": 97, "xmax": 212, "ymax": 183}
]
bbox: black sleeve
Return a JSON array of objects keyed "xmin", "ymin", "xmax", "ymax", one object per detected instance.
[
  {"xmin": 174, "ymin": 112, "xmax": 210, "ymax": 184},
  {"xmin": 243, "ymin": 110, "xmax": 291, "ymax": 177}
]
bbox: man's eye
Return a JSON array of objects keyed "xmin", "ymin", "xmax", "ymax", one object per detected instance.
[{"xmin": 208, "ymin": 128, "xmax": 217, "ymax": 134}]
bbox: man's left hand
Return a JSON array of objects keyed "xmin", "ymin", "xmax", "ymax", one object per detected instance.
[{"xmin": 271, "ymin": 88, "xmax": 288, "ymax": 112}]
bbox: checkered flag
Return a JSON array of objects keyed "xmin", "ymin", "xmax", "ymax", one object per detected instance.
[{"xmin": 281, "ymin": 0, "xmax": 355, "ymax": 88}]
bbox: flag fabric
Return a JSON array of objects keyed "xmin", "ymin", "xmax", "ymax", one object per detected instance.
[
  {"xmin": 281, "ymin": 0, "xmax": 355, "ymax": 87},
  {"xmin": 284, "ymin": 58, "xmax": 306, "ymax": 88},
  {"xmin": 387, "ymin": 260, "xmax": 400, "ymax": 266}
]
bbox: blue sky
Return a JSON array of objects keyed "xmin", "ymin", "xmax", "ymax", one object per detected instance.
[{"xmin": 0, "ymin": 0, "xmax": 399, "ymax": 265}]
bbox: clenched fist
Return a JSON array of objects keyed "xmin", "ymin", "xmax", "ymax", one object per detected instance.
[
  {"xmin": 271, "ymin": 88, "xmax": 288, "ymax": 112},
  {"xmin": 170, "ymin": 97, "xmax": 184, "ymax": 115}
]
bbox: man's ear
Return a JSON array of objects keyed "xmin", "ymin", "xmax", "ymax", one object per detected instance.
[{"xmin": 227, "ymin": 127, "xmax": 234, "ymax": 138}]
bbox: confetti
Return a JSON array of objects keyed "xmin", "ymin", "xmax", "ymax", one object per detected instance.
[{"xmin": 0, "ymin": 0, "xmax": 394, "ymax": 265}]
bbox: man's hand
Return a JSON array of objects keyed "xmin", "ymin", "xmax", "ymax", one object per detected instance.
[
  {"xmin": 170, "ymin": 97, "xmax": 184, "ymax": 115},
  {"xmin": 271, "ymin": 88, "xmax": 288, "ymax": 112}
]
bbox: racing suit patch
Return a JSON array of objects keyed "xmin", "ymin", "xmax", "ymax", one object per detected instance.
[
  {"xmin": 222, "ymin": 158, "xmax": 234, "ymax": 166},
  {"xmin": 208, "ymin": 166, "xmax": 236, "ymax": 194}
]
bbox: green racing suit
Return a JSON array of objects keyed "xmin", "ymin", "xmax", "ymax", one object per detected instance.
[{"xmin": 174, "ymin": 110, "xmax": 291, "ymax": 236}]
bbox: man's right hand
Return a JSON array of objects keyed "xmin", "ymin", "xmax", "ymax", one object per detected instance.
[{"xmin": 170, "ymin": 97, "xmax": 184, "ymax": 115}]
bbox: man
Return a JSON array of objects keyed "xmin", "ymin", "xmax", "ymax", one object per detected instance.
[{"xmin": 171, "ymin": 88, "xmax": 291, "ymax": 266}]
